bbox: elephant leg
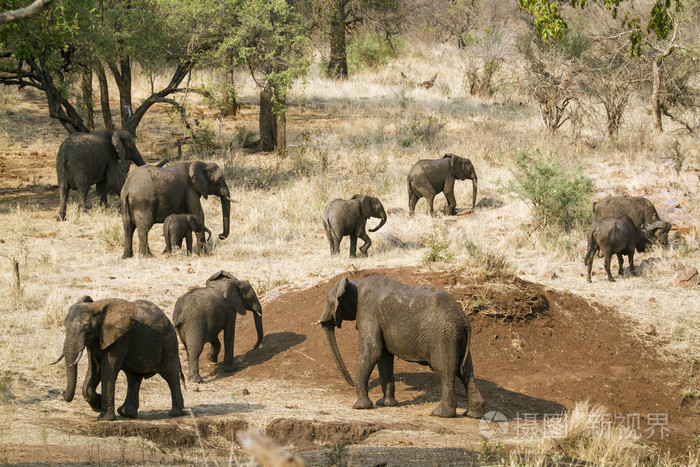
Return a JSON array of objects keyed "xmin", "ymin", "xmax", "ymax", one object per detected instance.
[
  {"xmin": 617, "ymin": 253, "xmax": 624, "ymax": 276},
  {"xmin": 163, "ymin": 230, "xmax": 172, "ymax": 254},
  {"xmin": 208, "ymin": 338, "xmax": 221, "ymax": 362},
  {"xmin": 349, "ymin": 235, "xmax": 358, "ymax": 258},
  {"xmin": 444, "ymin": 184, "xmax": 457, "ymax": 215},
  {"xmin": 96, "ymin": 181, "xmax": 108, "ymax": 207},
  {"xmin": 222, "ymin": 320, "xmax": 236, "ymax": 373},
  {"xmin": 122, "ymin": 216, "xmax": 136, "ymax": 259},
  {"xmin": 323, "ymin": 221, "xmax": 338, "ymax": 256},
  {"xmin": 604, "ymin": 253, "xmax": 615, "ymax": 282},
  {"xmin": 194, "ymin": 230, "xmax": 206, "ymax": 255},
  {"xmin": 427, "ymin": 194, "xmax": 437, "ymax": 217},
  {"xmin": 82, "ymin": 352, "xmax": 102, "ymax": 412},
  {"xmin": 586, "ymin": 251, "xmax": 594, "ymax": 283},
  {"xmin": 57, "ymin": 183, "xmax": 70, "ymax": 221},
  {"xmin": 133, "ymin": 212, "xmax": 154, "ymax": 257},
  {"xmin": 459, "ymin": 352, "xmax": 485, "ymax": 419},
  {"xmin": 628, "ymin": 251, "xmax": 635, "ymax": 275},
  {"xmin": 118, "ymin": 372, "xmax": 142, "ymax": 419},
  {"xmin": 408, "ymin": 192, "xmax": 419, "ymax": 216},
  {"xmin": 185, "ymin": 231, "xmax": 193, "ymax": 255},
  {"xmin": 97, "ymin": 353, "xmax": 122, "ymax": 421},
  {"xmin": 160, "ymin": 360, "xmax": 185, "ymax": 417},
  {"xmin": 77, "ymin": 188, "xmax": 90, "ymax": 212},
  {"xmin": 432, "ymin": 368, "xmax": 458, "ymax": 418},
  {"xmin": 353, "ymin": 334, "xmax": 381, "ymax": 410},
  {"xmin": 185, "ymin": 336, "xmax": 205, "ymax": 383},
  {"xmin": 375, "ymin": 351, "xmax": 398, "ymax": 407},
  {"xmin": 358, "ymin": 230, "xmax": 372, "ymax": 257}
]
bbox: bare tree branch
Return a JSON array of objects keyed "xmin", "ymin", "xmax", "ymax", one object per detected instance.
[{"xmin": 0, "ymin": 0, "xmax": 51, "ymax": 26}]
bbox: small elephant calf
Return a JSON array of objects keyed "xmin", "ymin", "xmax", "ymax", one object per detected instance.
[
  {"xmin": 163, "ymin": 214, "xmax": 212, "ymax": 255},
  {"xmin": 585, "ymin": 215, "xmax": 652, "ymax": 282},
  {"xmin": 322, "ymin": 194, "xmax": 387, "ymax": 257}
]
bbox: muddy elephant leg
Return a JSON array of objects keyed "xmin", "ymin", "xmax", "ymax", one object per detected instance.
[
  {"xmin": 208, "ymin": 338, "xmax": 221, "ymax": 362},
  {"xmin": 82, "ymin": 352, "xmax": 102, "ymax": 412},
  {"xmin": 444, "ymin": 183, "xmax": 457, "ymax": 215},
  {"xmin": 628, "ymin": 251, "xmax": 635, "ymax": 275},
  {"xmin": 162, "ymin": 364, "xmax": 185, "ymax": 417},
  {"xmin": 604, "ymin": 253, "xmax": 615, "ymax": 282},
  {"xmin": 375, "ymin": 350, "xmax": 398, "ymax": 407},
  {"xmin": 133, "ymin": 211, "xmax": 154, "ymax": 257},
  {"xmin": 222, "ymin": 320, "xmax": 236, "ymax": 373},
  {"xmin": 408, "ymin": 191, "xmax": 419, "ymax": 216},
  {"xmin": 185, "ymin": 335, "xmax": 205, "ymax": 383},
  {"xmin": 349, "ymin": 235, "xmax": 358, "ymax": 258},
  {"xmin": 332, "ymin": 234, "xmax": 341, "ymax": 255},
  {"xmin": 195, "ymin": 231, "xmax": 206, "ymax": 255},
  {"xmin": 432, "ymin": 367, "xmax": 458, "ymax": 418},
  {"xmin": 122, "ymin": 216, "xmax": 136, "ymax": 259},
  {"xmin": 323, "ymin": 221, "xmax": 336, "ymax": 255},
  {"xmin": 353, "ymin": 333, "xmax": 381, "ymax": 410},
  {"xmin": 118, "ymin": 372, "xmax": 142, "ymax": 419},
  {"xmin": 58, "ymin": 183, "xmax": 70, "ymax": 221},
  {"xmin": 617, "ymin": 253, "xmax": 624, "ymax": 276},
  {"xmin": 427, "ymin": 194, "xmax": 437, "ymax": 217},
  {"xmin": 77, "ymin": 188, "xmax": 90, "ymax": 213},
  {"xmin": 96, "ymin": 181, "xmax": 108, "ymax": 207},
  {"xmin": 358, "ymin": 230, "xmax": 372, "ymax": 257},
  {"xmin": 460, "ymin": 352, "xmax": 484, "ymax": 418},
  {"xmin": 98, "ymin": 354, "xmax": 122, "ymax": 421}
]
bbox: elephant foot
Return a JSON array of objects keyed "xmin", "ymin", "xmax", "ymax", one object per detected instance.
[
  {"xmin": 208, "ymin": 352, "xmax": 219, "ymax": 363},
  {"xmin": 188, "ymin": 374, "xmax": 204, "ymax": 384},
  {"xmin": 352, "ymin": 398, "xmax": 373, "ymax": 410},
  {"xmin": 85, "ymin": 394, "xmax": 102, "ymax": 412},
  {"xmin": 431, "ymin": 404, "xmax": 456, "ymax": 418},
  {"xmin": 118, "ymin": 405, "xmax": 138, "ymax": 419},
  {"xmin": 168, "ymin": 407, "xmax": 186, "ymax": 418},
  {"xmin": 97, "ymin": 411, "xmax": 117, "ymax": 421},
  {"xmin": 463, "ymin": 407, "xmax": 485, "ymax": 419},
  {"xmin": 139, "ymin": 250, "xmax": 154, "ymax": 258},
  {"xmin": 376, "ymin": 397, "xmax": 399, "ymax": 407},
  {"xmin": 221, "ymin": 363, "xmax": 237, "ymax": 373},
  {"xmin": 122, "ymin": 252, "xmax": 134, "ymax": 259},
  {"xmin": 608, "ymin": 277, "xmax": 616, "ymax": 282}
]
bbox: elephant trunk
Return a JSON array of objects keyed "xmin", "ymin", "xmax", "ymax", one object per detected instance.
[
  {"xmin": 219, "ymin": 196, "xmax": 231, "ymax": 240},
  {"xmin": 322, "ymin": 323, "xmax": 354, "ymax": 387},
  {"xmin": 252, "ymin": 300, "xmax": 263, "ymax": 349},
  {"xmin": 63, "ymin": 334, "xmax": 85, "ymax": 403},
  {"xmin": 368, "ymin": 210, "xmax": 387, "ymax": 233},
  {"xmin": 132, "ymin": 149, "xmax": 146, "ymax": 167},
  {"xmin": 471, "ymin": 177, "xmax": 477, "ymax": 209},
  {"xmin": 203, "ymin": 227, "xmax": 212, "ymax": 242}
]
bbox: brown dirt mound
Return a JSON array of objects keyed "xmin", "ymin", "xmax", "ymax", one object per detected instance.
[
  {"xmin": 225, "ymin": 266, "xmax": 697, "ymax": 455},
  {"xmin": 265, "ymin": 419, "xmax": 384, "ymax": 450}
]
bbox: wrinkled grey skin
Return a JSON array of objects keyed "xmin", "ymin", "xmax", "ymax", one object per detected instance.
[
  {"xmin": 121, "ymin": 161, "xmax": 234, "ymax": 258},
  {"xmin": 56, "ymin": 131, "xmax": 146, "ymax": 220},
  {"xmin": 314, "ymin": 275, "xmax": 485, "ymax": 418},
  {"xmin": 173, "ymin": 270, "xmax": 263, "ymax": 383},
  {"xmin": 322, "ymin": 195, "xmax": 387, "ymax": 257},
  {"xmin": 52, "ymin": 296, "xmax": 185, "ymax": 421},
  {"xmin": 593, "ymin": 196, "xmax": 672, "ymax": 245},
  {"xmin": 407, "ymin": 153, "xmax": 477, "ymax": 216},
  {"xmin": 585, "ymin": 215, "xmax": 652, "ymax": 282},
  {"xmin": 163, "ymin": 214, "xmax": 212, "ymax": 255}
]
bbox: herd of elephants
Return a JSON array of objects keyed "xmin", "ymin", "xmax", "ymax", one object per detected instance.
[{"xmin": 50, "ymin": 130, "xmax": 673, "ymax": 422}]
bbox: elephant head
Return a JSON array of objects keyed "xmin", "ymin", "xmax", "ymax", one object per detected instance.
[
  {"xmin": 187, "ymin": 214, "xmax": 212, "ymax": 241},
  {"xmin": 206, "ymin": 270, "xmax": 263, "ymax": 349},
  {"xmin": 445, "ymin": 153, "xmax": 478, "ymax": 209},
  {"xmin": 312, "ymin": 277, "xmax": 358, "ymax": 387},
  {"xmin": 53, "ymin": 296, "xmax": 134, "ymax": 403},
  {"xmin": 189, "ymin": 161, "xmax": 236, "ymax": 241},
  {"xmin": 353, "ymin": 194, "xmax": 387, "ymax": 232},
  {"xmin": 643, "ymin": 220, "xmax": 672, "ymax": 245}
]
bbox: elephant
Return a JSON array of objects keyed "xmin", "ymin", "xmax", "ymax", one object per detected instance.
[
  {"xmin": 173, "ymin": 270, "xmax": 263, "ymax": 383},
  {"xmin": 313, "ymin": 275, "xmax": 485, "ymax": 418},
  {"xmin": 121, "ymin": 161, "xmax": 235, "ymax": 258},
  {"xmin": 593, "ymin": 196, "xmax": 672, "ymax": 245},
  {"xmin": 51, "ymin": 296, "xmax": 185, "ymax": 421},
  {"xmin": 322, "ymin": 195, "xmax": 387, "ymax": 257},
  {"xmin": 163, "ymin": 213, "xmax": 212, "ymax": 255},
  {"xmin": 56, "ymin": 130, "xmax": 146, "ymax": 220},
  {"xmin": 585, "ymin": 215, "xmax": 651, "ymax": 282},
  {"xmin": 407, "ymin": 153, "xmax": 477, "ymax": 216}
]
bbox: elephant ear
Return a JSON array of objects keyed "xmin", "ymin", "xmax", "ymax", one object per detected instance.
[
  {"xmin": 189, "ymin": 161, "xmax": 209, "ymax": 199},
  {"xmin": 112, "ymin": 132, "xmax": 128, "ymax": 161},
  {"xmin": 206, "ymin": 270, "xmax": 237, "ymax": 285},
  {"xmin": 223, "ymin": 280, "xmax": 247, "ymax": 315},
  {"xmin": 100, "ymin": 300, "xmax": 135, "ymax": 349},
  {"xmin": 320, "ymin": 277, "xmax": 357, "ymax": 329},
  {"xmin": 445, "ymin": 153, "xmax": 467, "ymax": 180},
  {"xmin": 357, "ymin": 195, "xmax": 372, "ymax": 219}
]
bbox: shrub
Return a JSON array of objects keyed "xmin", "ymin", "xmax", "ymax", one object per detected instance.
[
  {"xmin": 399, "ymin": 114, "xmax": 445, "ymax": 147},
  {"xmin": 347, "ymin": 32, "xmax": 401, "ymax": 72},
  {"xmin": 506, "ymin": 148, "xmax": 593, "ymax": 232},
  {"xmin": 423, "ymin": 234, "xmax": 453, "ymax": 263}
]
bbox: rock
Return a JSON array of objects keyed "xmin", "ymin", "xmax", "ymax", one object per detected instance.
[
  {"xmin": 386, "ymin": 207, "xmax": 407, "ymax": 217},
  {"xmin": 236, "ymin": 388, "xmax": 250, "ymax": 396},
  {"xmin": 671, "ymin": 267, "xmax": 700, "ymax": 288},
  {"xmin": 679, "ymin": 171, "xmax": 700, "ymax": 192},
  {"xmin": 172, "ymin": 267, "xmax": 180, "ymax": 272},
  {"xmin": 187, "ymin": 267, "xmax": 195, "ymax": 274},
  {"xmin": 475, "ymin": 197, "xmax": 502, "ymax": 209},
  {"xmin": 455, "ymin": 208, "xmax": 474, "ymax": 216},
  {"xmin": 80, "ymin": 276, "xmax": 92, "ymax": 283},
  {"xmin": 642, "ymin": 324, "xmax": 657, "ymax": 336},
  {"xmin": 381, "ymin": 233, "xmax": 408, "ymax": 249}
]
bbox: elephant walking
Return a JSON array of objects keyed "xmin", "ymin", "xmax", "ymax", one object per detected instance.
[
  {"xmin": 314, "ymin": 275, "xmax": 485, "ymax": 418},
  {"xmin": 322, "ymin": 195, "xmax": 387, "ymax": 257},
  {"xmin": 173, "ymin": 271, "xmax": 263, "ymax": 383},
  {"xmin": 121, "ymin": 161, "xmax": 234, "ymax": 258},
  {"xmin": 53, "ymin": 296, "xmax": 185, "ymax": 421},
  {"xmin": 407, "ymin": 153, "xmax": 477, "ymax": 216},
  {"xmin": 56, "ymin": 131, "xmax": 146, "ymax": 220}
]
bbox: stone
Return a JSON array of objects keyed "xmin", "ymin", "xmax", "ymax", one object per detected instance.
[
  {"xmin": 671, "ymin": 267, "xmax": 700, "ymax": 288},
  {"xmin": 187, "ymin": 267, "xmax": 195, "ymax": 274},
  {"xmin": 172, "ymin": 267, "xmax": 180, "ymax": 272},
  {"xmin": 236, "ymin": 388, "xmax": 250, "ymax": 396},
  {"xmin": 381, "ymin": 233, "xmax": 408, "ymax": 249},
  {"xmin": 475, "ymin": 197, "xmax": 502, "ymax": 209},
  {"xmin": 642, "ymin": 324, "xmax": 657, "ymax": 336}
]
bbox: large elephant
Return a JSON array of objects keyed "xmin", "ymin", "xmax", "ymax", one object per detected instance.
[
  {"xmin": 313, "ymin": 275, "xmax": 485, "ymax": 418},
  {"xmin": 52, "ymin": 296, "xmax": 185, "ymax": 421},
  {"xmin": 322, "ymin": 194, "xmax": 387, "ymax": 257},
  {"xmin": 56, "ymin": 130, "xmax": 146, "ymax": 220},
  {"xmin": 407, "ymin": 153, "xmax": 477, "ymax": 216},
  {"xmin": 173, "ymin": 270, "xmax": 263, "ymax": 383},
  {"xmin": 121, "ymin": 161, "xmax": 234, "ymax": 258}
]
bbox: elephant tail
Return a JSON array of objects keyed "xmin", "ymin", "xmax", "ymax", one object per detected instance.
[
  {"xmin": 323, "ymin": 217, "xmax": 339, "ymax": 244},
  {"xmin": 179, "ymin": 361, "xmax": 187, "ymax": 391}
]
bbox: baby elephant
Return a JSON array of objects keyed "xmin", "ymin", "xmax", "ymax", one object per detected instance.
[
  {"xmin": 173, "ymin": 270, "xmax": 263, "ymax": 383},
  {"xmin": 163, "ymin": 214, "xmax": 212, "ymax": 255},
  {"xmin": 585, "ymin": 215, "xmax": 652, "ymax": 282},
  {"xmin": 322, "ymin": 194, "xmax": 387, "ymax": 257}
]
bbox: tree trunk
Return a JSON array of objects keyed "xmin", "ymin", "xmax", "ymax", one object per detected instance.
[
  {"xmin": 328, "ymin": 0, "xmax": 348, "ymax": 79},
  {"xmin": 108, "ymin": 58, "xmax": 133, "ymax": 134},
  {"xmin": 80, "ymin": 67, "xmax": 94, "ymax": 131},
  {"xmin": 276, "ymin": 101, "xmax": 286, "ymax": 156},
  {"xmin": 259, "ymin": 87, "xmax": 276, "ymax": 152},
  {"xmin": 652, "ymin": 57, "xmax": 663, "ymax": 131},
  {"xmin": 96, "ymin": 64, "xmax": 115, "ymax": 132}
]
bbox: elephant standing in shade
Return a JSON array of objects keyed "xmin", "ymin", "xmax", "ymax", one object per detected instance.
[
  {"xmin": 173, "ymin": 271, "xmax": 263, "ymax": 383},
  {"xmin": 163, "ymin": 213, "xmax": 212, "ymax": 255},
  {"xmin": 407, "ymin": 153, "xmax": 477, "ymax": 216},
  {"xmin": 313, "ymin": 275, "xmax": 485, "ymax": 418},
  {"xmin": 121, "ymin": 161, "xmax": 234, "ymax": 258},
  {"xmin": 52, "ymin": 296, "xmax": 185, "ymax": 421},
  {"xmin": 56, "ymin": 131, "xmax": 146, "ymax": 220},
  {"xmin": 322, "ymin": 195, "xmax": 387, "ymax": 257}
]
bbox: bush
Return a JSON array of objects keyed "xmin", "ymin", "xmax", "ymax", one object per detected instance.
[
  {"xmin": 399, "ymin": 114, "xmax": 445, "ymax": 147},
  {"xmin": 506, "ymin": 148, "xmax": 593, "ymax": 232},
  {"xmin": 423, "ymin": 234, "xmax": 453, "ymax": 263},
  {"xmin": 347, "ymin": 32, "xmax": 401, "ymax": 72}
]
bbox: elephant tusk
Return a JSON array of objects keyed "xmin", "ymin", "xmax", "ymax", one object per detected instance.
[
  {"xmin": 311, "ymin": 320, "xmax": 322, "ymax": 326},
  {"xmin": 224, "ymin": 195, "xmax": 238, "ymax": 203},
  {"xmin": 49, "ymin": 354, "xmax": 64, "ymax": 365},
  {"xmin": 72, "ymin": 349, "xmax": 83, "ymax": 366}
]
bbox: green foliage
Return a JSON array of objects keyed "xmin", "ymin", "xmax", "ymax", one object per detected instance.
[
  {"xmin": 505, "ymin": 148, "xmax": 593, "ymax": 231},
  {"xmin": 478, "ymin": 440, "xmax": 507, "ymax": 463},
  {"xmin": 325, "ymin": 441, "xmax": 348, "ymax": 467},
  {"xmin": 347, "ymin": 31, "xmax": 401, "ymax": 72},
  {"xmin": 423, "ymin": 234, "xmax": 453, "ymax": 264}
]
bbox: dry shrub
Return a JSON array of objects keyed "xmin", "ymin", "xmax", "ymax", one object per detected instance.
[{"xmin": 42, "ymin": 289, "xmax": 71, "ymax": 328}]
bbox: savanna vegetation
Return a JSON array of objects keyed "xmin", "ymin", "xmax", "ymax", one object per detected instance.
[{"xmin": 0, "ymin": 0, "xmax": 699, "ymax": 464}]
